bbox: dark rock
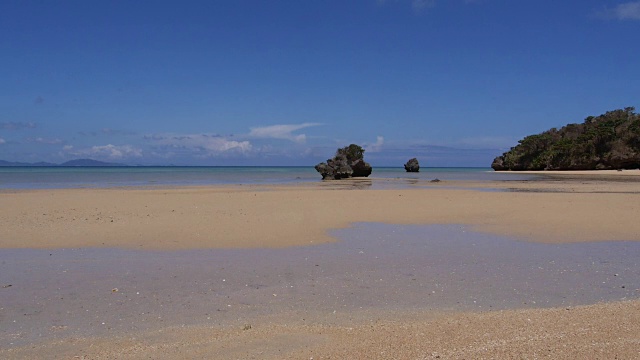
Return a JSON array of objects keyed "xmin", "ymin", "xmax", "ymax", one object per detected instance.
[
  {"xmin": 491, "ymin": 157, "xmax": 505, "ymax": 171},
  {"xmin": 492, "ymin": 107, "xmax": 640, "ymax": 171},
  {"xmin": 404, "ymin": 158, "xmax": 420, "ymax": 172},
  {"xmin": 315, "ymin": 144, "xmax": 372, "ymax": 180},
  {"xmin": 430, "ymin": 178, "xmax": 441, "ymax": 183},
  {"xmin": 351, "ymin": 158, "xmax": 372, "ymax": 177}
]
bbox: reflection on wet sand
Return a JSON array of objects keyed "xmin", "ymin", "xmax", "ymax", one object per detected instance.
[{"xmin": 2, "ymin": 224, "xmax": 639, "ymax": 349}]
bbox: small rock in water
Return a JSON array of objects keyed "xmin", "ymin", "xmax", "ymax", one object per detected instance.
[{"xmin": 430, "ymin": 178, "xmax": 441, "ymax": 183}]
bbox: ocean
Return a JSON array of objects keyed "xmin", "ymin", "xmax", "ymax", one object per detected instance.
[{"xmin": 0, "ymin": 166, "xmax": 536, "ymax": 189}]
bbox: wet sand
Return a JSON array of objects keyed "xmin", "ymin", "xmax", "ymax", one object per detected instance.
[
  {"xmin": 1, "ymin": 176, "xmax": 640, "ymax": 250},
  {"xmin": 6, "ymin": 300, "xmax": 638, "ymax": 359},
  {"xmin": 1, "ymin": 176, "xmax": 640, "ymax": 358}
]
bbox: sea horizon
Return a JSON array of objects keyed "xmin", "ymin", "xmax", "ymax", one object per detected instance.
[{"xmin": 0, "ymin": 165, "xmax": 534, "ymax": 190}]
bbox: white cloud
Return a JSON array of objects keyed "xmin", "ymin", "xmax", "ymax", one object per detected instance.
[
  {"xmin": 248, "ymin": 123, "xmax": 322, "ymax": 144},
  {"xmin": 604, "ymin": 1, "xmax": 640, "ymax": 20},
  {"xmin": 0, "ymin": 138, "xmax": 5, "ymax": 144},
  {"xmin": 64, "ymin": 144, "xmax": 143, "ymax": 160},
  {"xmin": 0, "ymin": 121, "xmax": 37, "ymax": 130},
  {"xmin": 101, "ymin": 128, "xmax": 137, "ymax": 136},
  {"xmin": 365, "ymin": 136, "xmax": 385, "ymax": 153},
  {"xmin": 147, "ymin": 134, "xmax": 252, "ymax": 156}
]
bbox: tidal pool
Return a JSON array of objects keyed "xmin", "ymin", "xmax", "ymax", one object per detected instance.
[{"xmin": 1, "ymin": 223, "xmax": 638, "ymax": 347}]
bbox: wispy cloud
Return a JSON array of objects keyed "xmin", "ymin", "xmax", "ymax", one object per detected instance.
[
  {"xmin": 146, "ymin": 133, "xmax": 252, "ymax": 156},
  {"xmin": 101, "ymin": 128, "xmax": 137, "ymax": 136},
  {"xmin": 77, "ymin": 128, "xmax": 137, "ymax": 137},
  {"xmin": 248, "ymin": 123, "xmax": 322, "ymax": 144},
  {"xmin": 63, "ymin": 144, "xmax": 143, "ymax": 160},
  {"xmin": 0, "ymin": 121, "xmax": 37, "ymax": 130},
  {"xmin": 411, "ymin": 0, "xmax": 436, "ymax": 12},
  {"xmin": 25, "ymin": 137, "xmax": 64, "ymax": 145},
  {"xmin": 0, "ymin": 138, "xmax": 5, "ymax": 144},
  {"xmin": 602, "ymin": 1, "xmax": 640, "ymax": 20},
  {"xmin": 377, "ymin": 0, "xmax": 478, "ymax": 12},
  {"xmin": 78, "ymin": 131, "xmax": 98, "ymax": 137}
]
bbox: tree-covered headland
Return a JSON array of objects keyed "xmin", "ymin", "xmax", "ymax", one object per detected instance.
[{"xmin": 492, "ymin": 107, "xmax": 640, "ymax": 170}]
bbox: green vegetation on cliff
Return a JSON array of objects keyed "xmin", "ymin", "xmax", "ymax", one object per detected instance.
[{"xmin": 492, "ymin": 107, "xmax": 640, "ymax": 170}]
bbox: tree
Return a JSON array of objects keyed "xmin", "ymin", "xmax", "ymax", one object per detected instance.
[{"xmin": 336, "ymin": 144, "xmax": 365, "ymax": 162}]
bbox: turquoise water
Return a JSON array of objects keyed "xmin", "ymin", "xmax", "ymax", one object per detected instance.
[{"xmin": 0, "ymin": 166, "xmax": 534, "ymax": 189}]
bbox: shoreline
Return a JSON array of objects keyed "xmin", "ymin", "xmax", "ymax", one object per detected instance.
[
  {"xmin": 496, "ymin": 169, "xmax": 640, "ymax": 177},
  {"xmin": 2, "ymin": 178, "xmax": 640, "ymax": 250}
]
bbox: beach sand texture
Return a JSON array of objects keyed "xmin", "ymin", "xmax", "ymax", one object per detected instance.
[
  {"xmin": 1, "ymin": 176, "xmax": 640, "ymax": 250},
  {"xmin": 1, "ymin": 175, "xmax": 640, "ymax": 358}
]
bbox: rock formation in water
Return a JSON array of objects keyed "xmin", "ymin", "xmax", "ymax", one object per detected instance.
[
  {"xmin": 404, "ymin": 158, "xmax": 420, "ymax": 172},
  {"xmin": 492, "ymin": 107, "xmax": 640, "ymax": 171},
  {"xmin": 315, "ymin": 144, "xmax": 373, "ymax": 179}
]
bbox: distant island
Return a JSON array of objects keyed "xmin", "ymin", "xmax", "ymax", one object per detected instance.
[
  {"xmin": 492, "ymin": 107, "xmax": 640, "ymax": 171},
  {"xmin": 0, "ymin": 159, "xmax": 125, "ymax": 167}
]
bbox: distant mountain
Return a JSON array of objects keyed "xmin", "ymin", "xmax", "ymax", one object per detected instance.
[
  {"xmin": 0, "ymin": 159, "xmax": 126, "ymax": 167},
  {"xmin": 492, "ymin": 107, "xmax": 640, "ymax": 171}
]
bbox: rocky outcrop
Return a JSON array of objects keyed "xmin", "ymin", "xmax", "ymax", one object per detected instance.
[
  {"xmin": 315, "ymin": 144, "xmax": 372, "ymax": 180},
  {"xmin": 350, "ymin": 158, "xmax": 373, "ymax": 177},
  {"xmin": 314, "ymin": 154, "xmax": 353, "ymax": 179},
  {"xmin": 404, "ymin": 158, "xmax": 420, "ymax": 172},
  {"xmin": 492, "ymin": 107, "xmax": 640, "ymax": 171}
]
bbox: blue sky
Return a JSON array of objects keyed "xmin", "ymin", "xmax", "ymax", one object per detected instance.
[{"xmin": 1, "ymin": 0, "xmax": 639, "ymax": 166}]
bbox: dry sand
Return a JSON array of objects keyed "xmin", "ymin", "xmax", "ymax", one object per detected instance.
[{"xmin": 1, "ymin": 175, "xmax": 640, "ymax": 358}]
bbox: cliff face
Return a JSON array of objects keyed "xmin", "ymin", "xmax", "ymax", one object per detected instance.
[{"xmin": 492, "ymin": 107, "xmax": 640, "ymax": 171}]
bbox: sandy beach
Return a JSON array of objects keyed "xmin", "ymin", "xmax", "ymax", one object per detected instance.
[
  {"xmin": 1, "ymin": 174, "xmax": 640, "ymax": 358},
  {"xmin": 1, "ymin": 174, "xmax": 640, "ymax": 250},
  {"xmin": 5, "ymin": 301, "xmax": 640, "ymax": 359}
]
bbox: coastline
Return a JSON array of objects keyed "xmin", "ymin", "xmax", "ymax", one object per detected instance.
[
  {"xmin": 1, "ymin": 177, "xmax": 640, "ymax": 250},
  {"xmin": 2, "ymin": 176, "xmax": 640, "ymax": 358},
  {"xmin": 496, "ymin": 169, "xmax": 640, "ymax": 177}
]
